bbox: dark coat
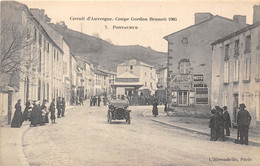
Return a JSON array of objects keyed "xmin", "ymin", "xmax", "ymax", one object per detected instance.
[
  {"xmin": 11, "ymin": 102, "xmax": 24, "ymax": 128},
  {"xmin": 237, "ymin": 109, "xmax": 251, "ymax": 126},
  {"xmin": 216, "ymin": 111, "xmax": 224, "ymax": 127},
  {"xmin": 30, "ymin": 105, "xmax": 41, "ymax": 126},
  {"xmin": 23, "ymin": 101, "xmax": 31, "ymax": 120},
  {"xmin": 152, "ymin": 100, "xmax": 158, "ymax": 116},
  {"xmin": 49, "ymin": 101, "xmax": 56, "ymax": 120},
  {"xmin": 223, "ymin": 111, "xmax": 231, "ymax": 127},
  {"xmin": 209, "ymin": 114, "xmax": 217, "ymax": 129}
]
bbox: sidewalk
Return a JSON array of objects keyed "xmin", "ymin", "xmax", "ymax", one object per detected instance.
[
  {"xmin": 0, "ymin": 104, "xmax": 77, "ymax": 166},
  {"xmin": 144, "ymin": 108, "xmax": 260, "ymax": 146}
]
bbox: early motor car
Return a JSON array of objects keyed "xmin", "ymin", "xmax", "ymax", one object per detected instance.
[{"xmin": 107, "ymin": 99, "xmax": 131, "ymax": 124}]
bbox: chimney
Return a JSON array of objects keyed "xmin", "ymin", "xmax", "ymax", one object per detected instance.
[
  {"xmin": 194, "ymin": 13, "xmax": 213, "ymax": 24},
  {"xmin": 253, "ymin": 5, "xmax": 260, "ymax": 24},
  {"xmin": 233, "ymin": 15, "xmax": 247, "ymax": 25},
  {"xmin": 30, "ymin": 8, "xmax": 45, "ymax": 22}
]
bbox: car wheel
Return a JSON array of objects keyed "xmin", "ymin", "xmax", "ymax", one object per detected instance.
[
  {"xmin": 127, "ymin": 113, "xmax": 131, "ymax": 124},
  {"xmin": 108, "ymin": 112, "xmax": 112, "ymax": 124}
]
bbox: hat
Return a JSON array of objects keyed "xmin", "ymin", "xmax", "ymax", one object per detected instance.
[
  {"xmin": 223, "ymin": 106, "xmax": 227, "ymax": 110},
  {"xmin": 215, "ymin": 106, "xmax": 220, "ymax": 110},
  {"xmin": 239, "ymin": 103, "xmax": 246, "ymax": 109}
]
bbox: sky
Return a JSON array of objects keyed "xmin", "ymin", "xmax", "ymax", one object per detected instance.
[{"xmin": 19, "ymin": 0, "xmax": 259, "ymax": 52}]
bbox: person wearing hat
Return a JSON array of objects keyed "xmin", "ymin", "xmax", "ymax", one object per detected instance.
[
  {"xmin": 11, "ymin": 99, "xmax": 24, "ymax": 128},
  {"xmin": 237, "ymin": 103, "xmax": 251, "ymax": 145},
  {"xmin": 209, "ymin": 109, "xmax": 218, "ymax": 141},
  {"xmin": 215, "ymin": 106, "xmax": 225, "ymax": 141},
  {"xmin": 223, "ymin": 106, "xmax": 231, "ymax": 136}
]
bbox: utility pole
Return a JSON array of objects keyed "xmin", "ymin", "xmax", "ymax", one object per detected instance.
[{"xmin": 165, "ymin": 41, "xmax": 173, "ymax": 112}]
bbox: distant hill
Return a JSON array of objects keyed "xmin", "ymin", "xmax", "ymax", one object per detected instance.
[{"xmin": 51, "ymin": 23, "xmax": 167, "ymax": 71}]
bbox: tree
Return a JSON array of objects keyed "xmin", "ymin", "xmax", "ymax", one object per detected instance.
[{"xmin": 1, "ymin": 16, "xmax": 39, "ymax": 84}]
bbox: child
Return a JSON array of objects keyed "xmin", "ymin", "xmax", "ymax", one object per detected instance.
[{"xmin": 209, "ymin": 109, "xmax": 218, "ymax": 141}]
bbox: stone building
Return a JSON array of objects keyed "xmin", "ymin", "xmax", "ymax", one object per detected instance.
[
  {"xmin": 164, "ymin": 13, "xmax": 248, "ymax": 108},
  {"xmin": 211, "ymin": 5, "xmax": 260, "ymax": 126},
  {"xmin": 117, "ymin": 59, "xmax": 157, "ymax": 95},
  {"xmin": 0, "ymin": 1, "xmax": 64, "ymax": 123}
]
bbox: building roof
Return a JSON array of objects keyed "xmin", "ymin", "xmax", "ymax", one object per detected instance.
[
  {"xmin": 98, "ymin": 69, "xmax": 117, "ymax": 75},
  {"xmin": 3, "ymin": 1, "xmax": 64, "ymax": 53},
  {"xmin": 211, "ymin": 21, "xmax": 260, "ymax": 45},
  {"xmin": 112, "ymin": 81, "xmax": 143, "ymax": 88},
  {"xmin": 32, "ymin": 13, "xmax": 64, "ymax": 52},
  {"xmin": 92, "ymin": 68, "xmax": 107, "ymax": 76},
  {"xmin": 118, "ymin": 59, "xmax": 154, "ymax": 68},
  {"xmin": 116, "ymin": 72, "xmax": 139, "ymax": 79},
  {"xmin": 164, "ymin": 15, "xmax": 247, "ymax": 40}
]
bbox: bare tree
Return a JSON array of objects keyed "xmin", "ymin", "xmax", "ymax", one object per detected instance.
[{"xmin": 0, "ymin": 16, "xmax": 38, "ymax": 81}]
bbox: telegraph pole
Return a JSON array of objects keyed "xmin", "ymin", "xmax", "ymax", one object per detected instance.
[{"xmin": 165, "ymin": 41, "xmax": 173, "ymax": 112}]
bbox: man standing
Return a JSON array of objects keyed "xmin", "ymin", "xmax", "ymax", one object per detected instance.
[
  {"xmin": 237, "ymin": 103, "xmax": 251, "ymax": 145},
  {"xmin": 61, "ymin": 97, "xmax": 66, "ymax": 117},
  {"xmin": 215, "ymin": 106, "xmax": 225, "ymax": 141},
  {"xmin": 223, "ymin": 106, "xmax": 231, "ymax": 136},
  {"xmin": 57, "ymin": 97, "xmax": 62, "ymax": 118},
  {"xmin": 209, "ymin": 109, "xmax": 218, "ymax": 141},
  {"xmin": 50, "ymin": 99, "xmax": 56, "ymax": 124},
  {"xmin": 97, "ymin": 95, "xmax": 101, "ymax": 107}
]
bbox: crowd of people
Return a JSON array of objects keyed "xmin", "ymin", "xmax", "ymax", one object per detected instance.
[
  {"xmin": 209, "ymin": 104, "xmax": 251, "ymax": 145},
  {"xmin": 10, "ymin": 97, "xmax": 66, "ymax": 128},
  {"xmin": 10, "ymin": 95, "xmax": 253, "ymax": 145},
  {"xmin": 90, "ymin": 95, "xmax": 108, "ymax": 107}
]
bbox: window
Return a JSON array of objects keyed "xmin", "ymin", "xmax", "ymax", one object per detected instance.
[
  {"xmin": 178, "ymin": 91, "xmax": 188, "ymax": 105},
  {"xmin": 234, "ymin": 40, "xmax": 239, "ymax": 55},
  {"xmin": 145, "ymin": 82, "xmax": 147, "ymax": 86},
  {"xmin": 130, "ymin": 65, "xmax": 133, "ymax": 70},
  {"xmin": 43, "ymin": 39, "xmax": 46, "ymax": 51},
  {"xmin": 47, "ymin": 83, "xmax": 49, "ymax": 101},
  {"xmin": 222, "ymin": 93, "xmax": 227, "ymax": 106},
  {"xmin": 179, "ymin": 60, "xmax": 190, "ymax": 75},
  {"xmin": 256, "ymin": 54, "xmax": 260, "ymax": 80},
  {"xmin": 54, "ymin": 49, "xmax": 56, "ymax": 60},
  {"xmin": 38, "ymin": 79, "xmax": 41, "ymax": 101},
  {"xmin": 33, "ymin": 27, "xmax": 37, "ymax": 41},
  {"xmin": 150, "ymin": 67, "xmax": 152, "ymax": 70},
  {"xmin": 47, "ymin": 42, "xmax": 49, "ymax": 53},
  {"xmin": 39, "ymin": 33, "xmax": 42, "ymax": 47},
  {"xmin": 144, "ymin": 72, "xmax": 146, "ymax": 76},
  {"xmin": 225, "ymin": 44, "xmax": 230, "ymax": 59},
  {"xmin": 245, "ymin": 35, "xmax": 251, "ymax": 52},
  {"xmin": 244, "ymin": 58, "xmax": 251, "ymax": 81},
  {"xmin": 150, "ymin": 82, "xmax": 153, "ymax": 88},
  {"xmin": 150, "ymin": 73, "xmax": 153, "ymax": 78},
  {"xmin": 233, "ymin": 59, "xmax": 239, "ymax": 83},
  {"xmin": 39, "ymin": 50, "xmax": 41, "ymax": 72},
  {"xmin": 224, "ymin": 62, "xmax": 229, "ymax": 84}
]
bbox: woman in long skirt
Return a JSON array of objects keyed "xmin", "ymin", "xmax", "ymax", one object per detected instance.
[
  {"xmin": 23, "ymin": 99, "xmax": 31, "ymax": 121},
  {"xmin": 11, "ymin": 99, "xmax": 24, "ymax": 128}
]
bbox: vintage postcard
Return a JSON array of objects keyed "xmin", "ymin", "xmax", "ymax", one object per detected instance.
[{"xmin": 1, "ymin": 0, "xmax": 260, "ymax": 165}]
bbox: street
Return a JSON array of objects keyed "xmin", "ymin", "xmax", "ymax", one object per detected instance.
[{"xmin": 23, "ymin": 104, "xmax": 260, "ymax": 166}]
